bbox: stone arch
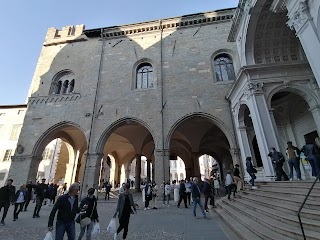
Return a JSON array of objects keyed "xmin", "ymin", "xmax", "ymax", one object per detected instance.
[
  {"xmin": 32, "ymin": 121, "xmax": 87, "ymax": 158},
  {"xmin": 266, "ymin": 84, "xmax": 319, "ymax": 109},
  {"xmin": 166, "ymin": 112, "xmax": 236, "ymax": 150},
  {"xmin": 96, "ymin": 117, "xmax": 157, "ymax": 154},
  {"xmin": 50, "ymin": 69, "xmax": 75, "ymax": 95}
]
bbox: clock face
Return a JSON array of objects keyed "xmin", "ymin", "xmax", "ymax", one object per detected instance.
[{"xmin": 17, "ymin": 145, "xmax": 24, "ymax": 154}]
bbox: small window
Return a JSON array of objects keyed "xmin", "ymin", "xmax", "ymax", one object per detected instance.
[
  {"xmin": 68, "ymin": 27, "xmax": 75, "ymax": 36},
  {"xmin": 214, "ymin": 54, "xmax": 235, "ymax": 81},
  {"xmin": 136, "ymin": 63, "xmax": 154, "ymax": 89},
  {"xmin": 3, "ymin": 150, "xmax": 12, "ymax": 161},
  {"xmin": 50, "ymin": 70, "xmax": 75, "ymax": 95},
  {"xmin": 10, "ymin": 124, "xmax": 22, "ymax": 140},
  {"xmin": 18, "ymin": 110, "xmax": 24, "ymax": 115}
]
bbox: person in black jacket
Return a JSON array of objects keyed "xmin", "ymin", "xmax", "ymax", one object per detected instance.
[
  {"xmin": 177, "ymin": 180, "xmax": 188, "ymax": 208},
  {"xmin": 24, "ymin": 180, "xmax": 34, "ymax": 211},
  {"xmin": 33, "ymin": 178, "xmax": 48, "ymax": 218},
  {"xmin": 78, "ymin": 188, "xmax": 99, "ymax": 240},
  {"xmin": 301, "ymin": 140, "xmax": 320, "ymax": 177},
  {"xmin": 0, "ymin": 179, "xmax": 16, "ymax": 225},
  {"xmin": 268, "ymin": 148, "xmax": 289, "ymax": 181},
  {"xmin": 246, "ymin": 157, "xmax": 256, "ymax": 186},
  {"xmin": 190, "ymin": 177, "xmax": 207, "ymax": 219},
  {"xmin": 203, "ymin": 178, "xmax": 215, "ymax": 212},
  {"xmin": 48, "ymin": 183, "xmax": 81, "ymax": 240}
]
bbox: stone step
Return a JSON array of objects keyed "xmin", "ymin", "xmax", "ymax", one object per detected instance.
[
  {"xmin": 233, "ymin": 197, "xmax": 320, "ymax": 232},
  {"xmin": 221, "ymin": 198, "xmax": 320, "ymax": 240},
  {"xmin": 216, "ymin": 200, "xmax": 291, "ymax": 240},
  {"xmin": 215, "ymin": 206, "xmax": 263, "ymax": 240},
  {"xmin": 243, "ymin": 189, "xmax": 320, "ymax": 211},
  {"xmin": 257, "ymin": 185, "xmax": 320, "ymax": 194},
  {"xmin": 240, "ymin": 193, "xmax": 320, "ymax": 221}
]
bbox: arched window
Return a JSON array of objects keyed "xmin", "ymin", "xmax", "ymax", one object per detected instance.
[
  {"xmin": 49, "ymin": 70, "xmax": 75, "ymax": 95},
  {"xmin": 69, "ymin": 79, "xmax": 75, "ymax": 93},
  {"xmin": 136, "ymin": 63, "xmax": 153, "ymax": 89},
  {"xmin": 214, "ymin": 54, "xmax": 235, "ymax": 81}
]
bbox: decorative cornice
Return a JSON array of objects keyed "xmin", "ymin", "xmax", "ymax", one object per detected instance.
[
  {"xmin": 228, "ymin": 0, "xmax": 248, "ymax": 42},
  {"xmin": 270, "ymin": 0, "xmax": 287, "ymax": 13},
  {"xmin": 91, "ymin": 10, "xmax": 235, "ymax": 39},
  {"xmin": 28, "ymin": 93, "xmax": 81, "ymax": 105},
  {"xmin": 287, "ymin": 0, "xmax": 309, "ymax": 33},
  {"xmin": 243, "ymin": 82, "xmax": 264, "ymax": 99}
]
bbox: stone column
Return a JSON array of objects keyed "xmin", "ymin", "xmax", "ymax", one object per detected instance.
[
  {"xmin": 185, "ymin": 167, "xmax": 193, "ymax": 180},
  {"xmin": 309, "ymin": 105, "xmax": 320, "ymax": 135},
  {"xmin": 146, "ymin": 159, "xmax": 151, "ymax": 182},
  {"xmin": 9, "ymin": 155, "xmax": 42, "ymax": 187},
  {"xmin": 246, "ymin": 84, "xmax": 277, "ymax": 177},
  {"xmin": 135, "ymin": 155, "xmax": 141, "ymax": 191},
  {"xmin": 151, "ymin": 159, "xmax": 155, "ymax": 182},
  {"xmin": 81, "ymin": 153, "xmax": 102, "ymax": 198},
  {"xmin": 192, "ymin": 152, "xmax": 201, "ymax": 179},
  {"xmin": 154, "ymin": 149, "xmax": 170, "ymax": 187},
  {"xmin": 64, "ymin": 163, "xmax": 76, "ymax": 186},
  {"xmin": 287, "ymin": 0, "xmax": 320, "ymax": 86}
]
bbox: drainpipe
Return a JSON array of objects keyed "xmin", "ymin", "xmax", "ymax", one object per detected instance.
[
  {"xmin": 80, "ymin": 29, "xmax": 105, "ymax": 198},
  {"xmin": 159, "ymin": 20, "xmax": 166, "ymax": 183}
]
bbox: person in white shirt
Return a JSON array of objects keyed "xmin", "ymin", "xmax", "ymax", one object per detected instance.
[
  {"xmin": 164, "ymin": 182, "xmax": 171, "ymax": 205},
  {"xmin": 225, "ymin": 170, "xmax": 234, "ymax": 200},
  {"xmin": 13, "ymin": 185, "xmax": 27, "ymax": 221}
]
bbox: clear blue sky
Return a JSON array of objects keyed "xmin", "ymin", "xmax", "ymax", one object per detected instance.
[{"xmin": 0, "ymin": 0, "xmax": 238, "ymax": 105}]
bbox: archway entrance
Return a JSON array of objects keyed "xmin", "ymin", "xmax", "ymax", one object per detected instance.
[
  {"xmin": 169, "ymin": 115, "xmax": 233, "ymax": 181},
  {"xmin": 31, "ymin": 123, "xmax": 87, "ymax": 187},
  {"xmin": 98, "ymin": 119, "xmax": 155, "ymax": 191},
  {"xmin": 271, "ymin": 91, "xmax": 319, "ymax": 179}
]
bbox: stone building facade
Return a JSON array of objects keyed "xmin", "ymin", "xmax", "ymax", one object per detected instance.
[{"xmin": 7, "ymin": 0, "xmax": 320, "ymax": 195}]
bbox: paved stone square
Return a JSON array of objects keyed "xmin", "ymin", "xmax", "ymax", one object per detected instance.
[{"xmin": 0, "ymin": 192, "xmax": 239, "ymax": 240}]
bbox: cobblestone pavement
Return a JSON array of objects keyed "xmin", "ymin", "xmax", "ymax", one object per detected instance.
[{"xmin": 0, "ymin": 192, "xmax": 239, "ymax": 240}]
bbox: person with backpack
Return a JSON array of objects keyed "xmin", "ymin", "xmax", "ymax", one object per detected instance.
[
  {"xmin": 268, "ymin": 147, "xmax": 289, "ymax": 181},
  {"xmin": 286, "ymin": 141, "xmax": 302, "ymax": 180},
  {"xmin": 301, "ymin": 139, "xmax": 320, "ymax": 178}
]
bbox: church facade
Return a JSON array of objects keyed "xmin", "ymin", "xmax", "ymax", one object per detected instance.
[{"xmin": 7, "ymin": 0, "xmax": 320, "ymax": 195}]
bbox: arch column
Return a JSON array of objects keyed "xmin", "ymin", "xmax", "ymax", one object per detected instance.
[
  {"xmin": 247, "ymin": 87, "xmax": 277, "ymax": 177},
  {"xmin": 146, "ymin": 159, "xmax": 151, "ymax": 182},
  {"xmin": 185, "ymin": 167, "xmax": 192, "ymax": 180},
  {"xmin": 192, "ymin": 152, "xmax": 201, "ymax": 179},
  {"xmin": 154, "ymin": 149, "xmax": 170, "ymax": 187},
  {"xmin": 309, "ymin": 105, "xmax": 320, "ymax": 135},
  {"xmin": 135, "ymin": 154, "xmax": 141, "ymax": 191},
  {"xmin": 9, "ymin": 155, "xmax": 42, "ymax": 187},
  {"xmin": 81, "ymin": 153, "xmax": 102, "ymax": 198}
]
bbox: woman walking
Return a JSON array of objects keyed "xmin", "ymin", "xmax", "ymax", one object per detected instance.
[
  {"xmin": 113, "ymin": 183, "xmax": 136, "ymax": 240},
  {"xmin": 78, "ymin": 188, "xmax": 99, "ymax": 240},
  {"xmin": 246, "ymin": 157, "xmax": 256, "ymax": 186},
  {"xmin": 13, "ymin": 185, "xmax": 27, "ymax": 221}
]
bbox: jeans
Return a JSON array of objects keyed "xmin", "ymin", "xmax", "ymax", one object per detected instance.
[
  {"xmin": 0, "ymin": 201, "xmax": 10, "ymax": 222},
  {"xmin": 308, "ymin": 155, "xmax": 319, "ymax": 177},
  {"xmin": 105, "ymin": 191, "xmax": 110, "ymax": 201},
  {"xmin": 186, "ymin": 192, "xmax": 191, "ymax": 205},
  {"xmin": 204, "ymin": 193, "xmax": 215, "ymax": 209},
  {"xmin": 33, "ymin": 197, "xmax": 44, "ymax": 216},
  {"xmin": 166, "ymin": 194, "xmax": 170, "ymax": 204},
  {"xmin": 13, "ymin": 202, "xmax": 24, "ymax": 219},
  {"xmin": 192, "ymin": 198, "xmax": 206, "ymax": 218},
  {"xmin": 78, "ymin": 221, "xmax": 93, "ymax": 240},
  {"xmin": 56, "ymin": 221, "xmax": 75, "ymax": 240},
  {"xmin": 178, "ymin": 194, "xmax": 187, "ymax": 208},
  {"xmin": 288, "ymin": 158, "xmax": 301, "ymax": 179}
]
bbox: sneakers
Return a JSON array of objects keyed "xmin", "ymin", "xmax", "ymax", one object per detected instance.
[
  {"xmin": 205, "ymin": 209, "xmax": 209, "ymax": 213},
  {"xmin": 152, "ymin": 207, "xmax": 157, "ymax": 209},
  {"xmin": 0, "ymin": 221, "xmax": 5, "ymax": 226},
  {"xmin": 290, "ymin": 178, "xmax": 293, "ymax": 181},
  {"xmin": 113, "ymin": 233, "xmax": 117, "ymax": 240}
]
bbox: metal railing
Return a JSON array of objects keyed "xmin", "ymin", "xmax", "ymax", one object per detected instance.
[{"xmin": 297, "ymin": 172, "xmax": 320, "ymax": 240}]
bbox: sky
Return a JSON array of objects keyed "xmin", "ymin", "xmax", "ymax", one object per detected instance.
[{"xmin": 0, "ymin": 0, "xmax": 239, "ymax": 105}]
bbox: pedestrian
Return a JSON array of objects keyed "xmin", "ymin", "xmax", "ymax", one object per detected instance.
[
  {"xmin": 113, "ymin": 183, "xmax": 137, "ymax": 240},
  {"xmin": 233, "ymin": 164, "xmax": 244, "ymax": 191},
  {"xmin": 104, "ymin": 182, "xmax": 111, "ymax": 201},
  {"xmin": 78, "ymin": 188, "xmax": 99, "ymax": 240},
  {"xmin": 185, "ymin": 179, "xmax": 192, "ymax": 206},
  {"xmin": 144, "ymin": 181, "xmax": 152, "ymax": 210},
  {"xmin": 130, "ymin": 180, "xmax": 134, "ymax": 189},
  {"xmin": 0, "ymin": 179, "xmax": 16, "ymax": 225},
  {"xmin": 151, "ymin": 181, "xmax": 158, "ymax": 209},
  {"xmin": 225, "ymin": 170, "xmax": 235, "ymax": 200},
  {"xmin": 268, "ymin": 148, "xmax": 289, "ymax": 181},
  {"xmin": 203, "ymin": 178, "xmax": 215, "ymax": 211},
  {"xmin": 13, "ymin": 184, "xmax": 27, "ymax": 221},
  {"xmin": 286, "ymin": 141, "xmax": 302, "ymax": 180},
  {"xmin": 177, "ymin": 180, "xmax": 188, "ymax": 208},
  {"xmin": 47, "ymin": 183, "xmax": 56, "ymax": 206},
  {"xmin": 119, "ymin": 183, "xmax": 125, "ymax": 194},
  {"xmin": 164, "ymin": 181, "xmax": 171, "ymax": 205},
  {"xmin": 33, "ymin": 178, "xmax": 48, "ymax": 218},
  {"xmin": 246, "ymin": 157, "xmax": 257, "ymax": 186},
  {"xmin": 301, "ymin": 139, "xmax": 320, "ymax": 178},
  {"xmin": 48, "ymin": 183, "xmax": 80, "ymax": 240},
  {"xmin": 24, "ymin": 180, "xmax": 34, "ymax": 211},
  {"xmin": 63, "ymin": 183, "xmax": 68, "ymax": 193},
  {"xmin": 191, "ymin": 177, "xmax": 207, "ymax": 219}
]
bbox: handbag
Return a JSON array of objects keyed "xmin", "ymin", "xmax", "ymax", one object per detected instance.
[{"xmin": 77, "ymin": 200, "xmax": 96, "ymax": 228}]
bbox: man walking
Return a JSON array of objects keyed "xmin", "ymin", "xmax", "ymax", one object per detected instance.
[
  {"xmin": 191, "ymin": 177, "xmax": 207, "ymax": 219},
  {"xmin": 203, "ymin": 178, "xmax": 215, "ymax": 212},
  {"xmin": 286, "ymin": 141, "xmax": 302, "ymax": 180},
  {"xmin": 24, "ymin": 180, "xmax": 34, "ymax": 211},
  {"xmin": 0, "ymin": 179, "xmax": 16, "ymax": 225},
  {"xmin": 144, "ymin": 181, "xmax": 152, "ymax": 210},
  {"xmin": 177, "ymin": 180, "xmax": 188, "ymax": 208},
  {"xmin": 269, "ymin": 147, "xmax": 289, "ymax": 181},
  {"xmin": 33, "ymin": 178, "xmax": 48, "ymax": 218},
  {"xmin": 233, "ymin": 164, "xmax": 244, "ymax": 191},
  {"xmin": 104, "ymin": 182, "xmax": 111, "ymax": 201},
  {"xmin": 48, "ymin": 183, "xmax": 80, "ymax": 240}
]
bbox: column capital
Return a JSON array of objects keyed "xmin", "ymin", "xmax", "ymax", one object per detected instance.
[
  {"xmin": 287, "ymin": 0, "xmax": 309, "ymax": 33},
  {"xmin": 87, "ymin": 153, "xmax": 104, "ymax": 159},
  {"xmin": 154, "ymin": 149, "xmax": 170, "ymax": 157},
  {"xmin": 244, "ymin": 82, "xmax": 264, "ymax": 99}
]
